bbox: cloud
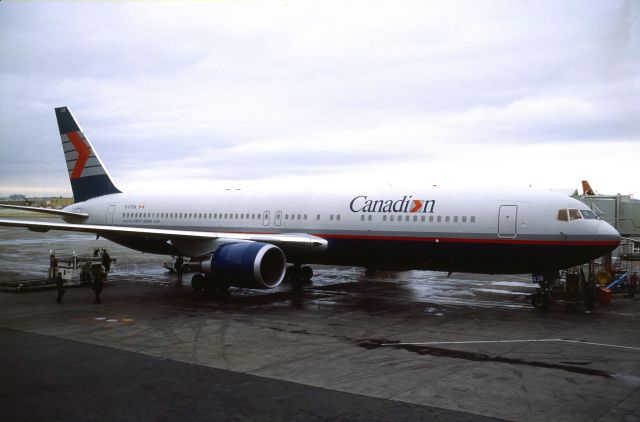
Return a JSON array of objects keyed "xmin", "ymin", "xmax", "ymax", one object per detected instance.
[{"xmin": 0, "ymin": 1, "xmax": 638, "ymax": 198}]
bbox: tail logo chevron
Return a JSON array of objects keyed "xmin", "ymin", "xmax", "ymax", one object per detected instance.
[{"xmin": 67, "ymin": 131, "xmax": 91, "ymax": 180}]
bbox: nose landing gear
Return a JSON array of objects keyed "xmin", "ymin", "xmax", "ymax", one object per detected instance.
[{"xmin": 531, "ymin": 272, "xmax": 557, "ymax": 310}]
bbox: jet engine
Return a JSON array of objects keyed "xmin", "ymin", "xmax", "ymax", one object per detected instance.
[{"xmin": 199, "ymin": 242, "xmax": 286, "ymax": 289}]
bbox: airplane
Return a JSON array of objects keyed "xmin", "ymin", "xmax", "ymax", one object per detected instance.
[
  {"xmin": 582, "ymin": 180, "xmax": 596, "ymax": 196},
  {"xmin": 0, "ymin": 107, "xmax": 621, "ymax": 302}
]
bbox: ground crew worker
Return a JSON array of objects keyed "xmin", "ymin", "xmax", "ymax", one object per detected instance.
[
  {"xmin": 583, "ymin": 277, "xmax": 596, "ymax": 313},
  {"xmin": 49, "ymin": 251, "xmax": 58, "ymax": 279},
  {"xmin": 55, "ymin": 272, "xmax": 65, "ymax": 303},
  {"xmin": 102, "ymin": 249, "xmax": 111, "ymax": 273},
  {"xmin": 92, "ymin": 268, "xmax": 103, "ymax": 304},
  {"xmin": 175, "ymin": 256, "xmax": 184, "ymax": 283}
]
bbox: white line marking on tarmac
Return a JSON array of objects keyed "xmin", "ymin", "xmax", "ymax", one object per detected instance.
[{"xmin": 382, "ymin": 339, "xmax": 640, "ymax": 352}]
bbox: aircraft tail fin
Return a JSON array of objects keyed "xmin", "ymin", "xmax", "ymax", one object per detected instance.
[
  {"xmin": 581, "ymin": 180, "xmax": 595, "ymax": 196},
  {"xmin": 55, "ymin": 107, "xmax": 122, "ymax": 202}
]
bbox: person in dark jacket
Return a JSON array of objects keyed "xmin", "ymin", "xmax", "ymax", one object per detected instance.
[
  {"xmin": 101, "ymin": 249, "xmax": 111, "ymax": 273},
  {"xmin": 55, "ymin": 272, "xmax": 65, "ymax": 303},
  {"xmin": 92, "ymin": 269, "xmax": 103, "ymax": 304},
  {"xmin": 175, "ymin": 256, "xmax": 184, "ymax": 283},
  {"xmin": 583, "ymin": 277, "xmax": 596, "ymax": 313}
]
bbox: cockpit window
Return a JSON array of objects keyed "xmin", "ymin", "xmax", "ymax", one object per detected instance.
[
  {"xmin": 558, "ymin": 208, "xmax": 593, "ymax": 222},
  {"xmin": 568, "ymin": 209, "xmax": 582, "ymax": 220},
  {"xmin": 580, "ymin": 209, "xmax": 597, "ymax": 219},
  {"xmin": 557, "ymin": 209, "xmax": 569, "ymax": 221}
]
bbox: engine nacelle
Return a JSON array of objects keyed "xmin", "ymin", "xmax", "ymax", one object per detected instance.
[{"xmin": 200, "ymin": 242, "xmax": 286, "ymax": 289}]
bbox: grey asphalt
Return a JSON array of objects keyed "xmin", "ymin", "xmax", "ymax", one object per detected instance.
[
  {"xmin": 0, "ymin": 327, "xmax": 497, "ymax": 422},
  {"xmin": 1, "ymin": 226, "xmax": 639, "ymax": 421}
]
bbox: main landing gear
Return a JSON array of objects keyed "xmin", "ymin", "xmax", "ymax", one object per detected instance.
[
  {"xmin": 191, "ymin": 273, "xmax": 229, "ymax": 296},
  {"xmin": 286, "ymin": 264, "xmax": 314, "ymax": 286}
]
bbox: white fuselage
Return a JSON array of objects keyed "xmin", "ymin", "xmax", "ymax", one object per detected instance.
[{"xmin": 64, "ymin": 186, "xmax": 620, "ymax": 274}]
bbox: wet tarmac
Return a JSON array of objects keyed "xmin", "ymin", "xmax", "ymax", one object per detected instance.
[{"xmin": 1, "ymin": 225, "xmax": 639, "ymax": 421}]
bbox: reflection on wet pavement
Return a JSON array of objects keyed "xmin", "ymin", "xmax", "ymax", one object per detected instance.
[{"xmin": 0, "ymin": 227, "xmax": 537, "ymax": 313}]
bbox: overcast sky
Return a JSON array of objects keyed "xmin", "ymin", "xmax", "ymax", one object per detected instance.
[{"xmin": 1, "ymin": 1, "xmax": 638, "ymax": 198}]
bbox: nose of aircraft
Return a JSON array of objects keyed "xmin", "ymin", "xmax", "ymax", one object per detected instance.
[{"xmin": 598, "ymin": 220, "xmax": 621, "ymax": 245}]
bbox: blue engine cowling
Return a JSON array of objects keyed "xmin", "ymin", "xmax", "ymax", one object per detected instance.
[{"xmin": 201, "ymin": 242, "xmax": 286, "ymax": 289}]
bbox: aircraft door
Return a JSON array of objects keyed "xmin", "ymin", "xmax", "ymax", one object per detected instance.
[
  {"xmin": 262, "ymin": 211, "xmax": 270, "ymax": 226},
  {"xmin": 275, "ymin": 210, "xmax": 282, "ymax": 226},
  {"xmin": 498, "ymin": 205, "xmax": 517, "ymax": 238},
  {"xmin": 106, "ymin": 205, "xmax": 116, "ymax": 225}
]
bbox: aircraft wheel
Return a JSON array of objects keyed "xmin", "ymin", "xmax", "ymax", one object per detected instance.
[
  {"xmin": 532, "ymin": 293, "xmax": 550, "ymax": 310},
  {"xmin": 191, "ymin": 274, "xmax": 206, "ymax": 291},
  {"xmin": 300, "ymin": 266, "xmax": 313, "ymax": 281},
  {"xmin": 286, "ymin": 266, "xmax": 301, "ymax": 281}
]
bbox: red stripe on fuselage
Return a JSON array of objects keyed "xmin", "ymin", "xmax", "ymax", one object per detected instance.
[
  {"xmin": 67, "ymin": 131, "xmax": 90, "ymax": 180},
  {"xmin": 316, "ymin": 233, "xmax": 619, "ymax": 247}
]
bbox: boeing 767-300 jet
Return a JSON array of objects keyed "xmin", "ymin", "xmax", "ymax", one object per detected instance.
[{"xmin": 0, "ymin": 107, "xmax": 620, "ymax": 304}]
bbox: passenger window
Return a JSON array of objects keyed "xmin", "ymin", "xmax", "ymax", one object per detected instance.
[
  {"xmin": 429, "ymin": 216, "xmax": 434, "ymax": 222},
  {"xmin": 390, "ymin": 215, "xmax": 395, "ymax": 222},
  {"xmin": 437, "ymin": 216, "xmax": 442, "ymax": 222},
  {"xmin": 316, "ymin": 214, "xmax": 321, "ymax": 220},
  {"xmin": 470, "ymin": 216, "xmax": 476, "ymax": 223},
  {"xmin": 368, "ymin": 215, "xmax": 372, "ymax": 221},
  {"xmin": 445, "ymin": 216, "xmax": 450, "ymax": 223},
  {"xmin": 383, "ymin": 215, "xmax": 387, "ymax": 221},
  {"xmin": 462, "ymin": 216, "xmax": 467, "ymax": 223},
  {"xmin": 454, "ymin": 216, "xmax": 458, "ymax": 223},
  {"xmin": 361, "ymin": 215, "xmax": 365, "ymax": 221},
  {"xmin": 336, "ymin": 215, "xmax": 341, "ymax": 221},
  {"xmin": 557, "ymin": 209, "xmax": 569, "ymax": 221},
  {"xmin": 413, "ymin": 215, "xmax": 418, "ymax": 222}
]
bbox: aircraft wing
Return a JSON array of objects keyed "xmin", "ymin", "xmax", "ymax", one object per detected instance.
[
  {"xmin": 0, "ymin": 219, "xmax": 328, "ymax": 255},
  {"xmin": 0, "ymin": 204, "xmax": 89, "ymax": 218}
]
